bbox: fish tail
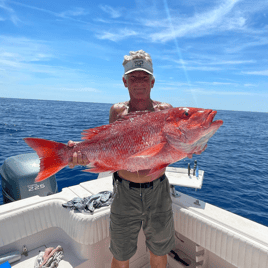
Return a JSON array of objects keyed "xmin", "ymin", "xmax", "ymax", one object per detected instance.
[{"xmin": 24, "ymin": 137, "xmax": 69, "ymax": 182}]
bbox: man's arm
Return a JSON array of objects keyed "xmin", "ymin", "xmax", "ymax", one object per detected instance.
[
  {"xmin": 109, "ymin": 104, "xmax": 118, "ymax": 124},
  {"xmin": 161, "ymin": 103, "xmax": 173, "ymax": 109},
  {"xmin": 109, "ymin": 102, "xmax": 127, "ymax": 123},
  {"xmin": 154, "ymin": 102, "xmax": 173, "ymax": 111}
]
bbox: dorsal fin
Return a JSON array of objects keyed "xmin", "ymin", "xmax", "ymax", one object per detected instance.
[
  {"xmin": 81, "ymin": 110, "xmax": 152, "ymax": 140},
  {"xmin": 81, "ymin": 125, "xmax": 112, "ymax": 140}
]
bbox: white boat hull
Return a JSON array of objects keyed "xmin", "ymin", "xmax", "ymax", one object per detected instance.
[{"xmin": 0, "ymin": 169, "xmax": 267, "ymax": 268}]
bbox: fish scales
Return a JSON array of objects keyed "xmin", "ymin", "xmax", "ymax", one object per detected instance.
[
  {"xmin": 80, "ymin": 112, "xmax": 165, "ymax": 162},
  {"xmin": 24, "ymin": 107, "xmax": 223, "ymax": 182}
]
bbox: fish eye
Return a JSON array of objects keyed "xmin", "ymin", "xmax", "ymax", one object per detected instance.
[{"xmin": 184, "ymin": 111, "xmax": 189, "ymax": 116}]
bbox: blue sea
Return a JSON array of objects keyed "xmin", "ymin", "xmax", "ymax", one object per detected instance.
[{"xmin": 1, "ymin": 98, "xmax": 268, "ymax": 227}]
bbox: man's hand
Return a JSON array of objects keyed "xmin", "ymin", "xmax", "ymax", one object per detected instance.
[{"xmin": 67, "ymin": 140, "xmax": 89, "ymax": 168}]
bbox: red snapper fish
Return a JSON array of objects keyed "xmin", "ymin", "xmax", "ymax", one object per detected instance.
[{"xmin": 24, "ymin": 107, "xmax": 223, "ymax": 182}]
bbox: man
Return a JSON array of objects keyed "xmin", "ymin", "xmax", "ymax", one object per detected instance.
[{"xmin": 68, "ymin": 50, "xmax": 175, "ymax": 268}]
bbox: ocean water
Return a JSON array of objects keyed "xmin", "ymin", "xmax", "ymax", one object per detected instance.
[{"xmin": 1, "ymin": 97, "xmax": 268, "ymax": 227}]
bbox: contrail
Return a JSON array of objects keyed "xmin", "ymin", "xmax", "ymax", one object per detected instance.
[{"xmin": 163, "ymin": 0, "xmax": 197, "ymax": 106}]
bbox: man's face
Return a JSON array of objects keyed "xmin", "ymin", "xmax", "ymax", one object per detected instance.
[{"xmin": 123, "ymin": 71, "xmax": 155, "ymax": 100}]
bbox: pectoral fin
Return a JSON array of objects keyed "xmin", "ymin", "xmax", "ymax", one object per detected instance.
[
  {"xmin": 83, "ymin": 162, "xmax": 116, "ymax": 173},
  {"xmin": 130, "ymin": 142, "xmax": 166, "ymax": 159}
]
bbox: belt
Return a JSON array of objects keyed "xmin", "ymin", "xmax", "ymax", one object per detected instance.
[{"xmin": 113, "ymin": 172, "xmax": 166, "ymax": 188}]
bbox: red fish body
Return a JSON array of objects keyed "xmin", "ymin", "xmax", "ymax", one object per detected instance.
[{"xmin": 24, "ymin": 107, "xmax": 223, "ymax": 182}]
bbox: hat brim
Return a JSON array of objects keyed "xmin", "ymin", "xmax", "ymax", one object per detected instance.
[{"xmin": 125, "ymin": 68, "xmax": 153, "ymax": 75}]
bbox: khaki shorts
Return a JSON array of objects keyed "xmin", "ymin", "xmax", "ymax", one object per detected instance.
[{"xmin": 109, "ymin": 172, "xmax": 175, "ymax": 261}]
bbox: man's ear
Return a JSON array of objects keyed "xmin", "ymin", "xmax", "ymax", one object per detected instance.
[
  {"xmin": 151, "ymin": 78, "xmax": 155, "ymax": 88},
  {"xmin": 122, "ymin": 77, "xmax": 128, "ymax": 88}
]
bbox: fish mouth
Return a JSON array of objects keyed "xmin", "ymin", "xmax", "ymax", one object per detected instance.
[
  {"xmin": 206, "ymin": 110, "xmax": 223, "ymax": 127},
  {"xmin": 207, "ymin": 110, "xmax": 216, "ymax": 123}
]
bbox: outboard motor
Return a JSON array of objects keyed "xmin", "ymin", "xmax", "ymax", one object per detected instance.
[{"xmin": 0, "ymin": 153, "xmax": 58, "ymax": 204}]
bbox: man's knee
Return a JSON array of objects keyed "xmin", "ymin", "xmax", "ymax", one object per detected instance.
[{"xmin": 111, "ymin": 257, "xmax": 129, "ymax": 268}]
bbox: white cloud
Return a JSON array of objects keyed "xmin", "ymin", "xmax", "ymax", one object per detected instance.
[
  {"xmin": 99, "ymin": 5, "xmax": 121, "ymax": 19},
  {"xmin": 142, "ymin": 18, "xmax": 169, "ymax": 28},
  {"xmin": 96, "ymin": 29, "xmax": 138, "ymax": 42},
  {"xmin": 177, "ymin": 65, "xmax": 222, "ymax": 71},
  {"xmin": 149, "ymin": 0, "xmax": 242, "ymax": 42},
  {"xmin": 225, "ymin": 37, "xmax": 268, "ymax": 53},
  {"xmin": 58, "ymin": 8, "xmax": 88, "ymax": 18},
  {"xmin": 59, "ymin": 87, "xmax": 101, "ymax": 92},
  {"xmin": 158, "ymin": 86, "xmax": 182, "ymax": 91},
  {"xmin": 0, "ymin": 58, "xmax": 21, "ymax": 67},
  {"xmin": 0, "ymin": 0, "xmax": 20, "ymax": 25},
  {"xmin": 210, "ymin": 60, "xmax": 255, "ymax": 65},
  {"xmin": 157, "ymin": 81, "xmax": 190, "ymax": 87},
  {"xmin": 94, "ymin": 17, "xmax": 143, "ymax": 27},
  {"xmin": 158, "ymin": 55, "xmax": 255, "ymax": 73},
  {"xmin": 243, "ymin": 70, "xmax": 268, "ymax": 76},
  {"xmin": 196, "ymin": 81, "xmax": 238, "ymax": 86},
  {"xmin": 0, "ymin": 35, "xmax": 123, "ymax": 101},
  {"xmin": 184, "ymin": 88, "xmax": 260, "ymax": 96},
  {"xmin": 0, "ymin": 36, "xmax": 54, "ymax": 64},
  {"xmin": 244, "ymin": 83, "xmax": 258, "ymax": 87},
  {"xmin": 223, "ymin": 15, "xmax": 246, "ymax": 30},
  {"xmin": 158, "ymin": 65, "xmax": 173, "ymax": 69},
  {"xmin": 6, "ymin": 1, "xmax": 92, "ymax": 26}
]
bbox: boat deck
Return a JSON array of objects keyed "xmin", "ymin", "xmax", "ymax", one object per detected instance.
[{"xmin": 0, "ymin": 168, "xmax": 267, "ymax": 268}]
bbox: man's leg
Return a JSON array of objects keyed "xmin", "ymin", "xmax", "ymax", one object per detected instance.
[
  {"xmin": 111, "ymin": 257, "xmax": 129, "ymax": 268},
  {"xmin": 150, "ymin": 250, "xmax": 167, "ymax": 268},
  {"xmin": 142, "ymin": 176, "xmax": 174, "ymax": 268}
]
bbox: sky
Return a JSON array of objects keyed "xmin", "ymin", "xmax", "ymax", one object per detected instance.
[{"xmin": 0, "ymin": 0, "xmax": 268, "ymax": 112}]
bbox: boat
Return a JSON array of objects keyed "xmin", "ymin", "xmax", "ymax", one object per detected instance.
[{"xmin": 0, "ymin": 153, "xmax": 268, "ymax": 268}]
